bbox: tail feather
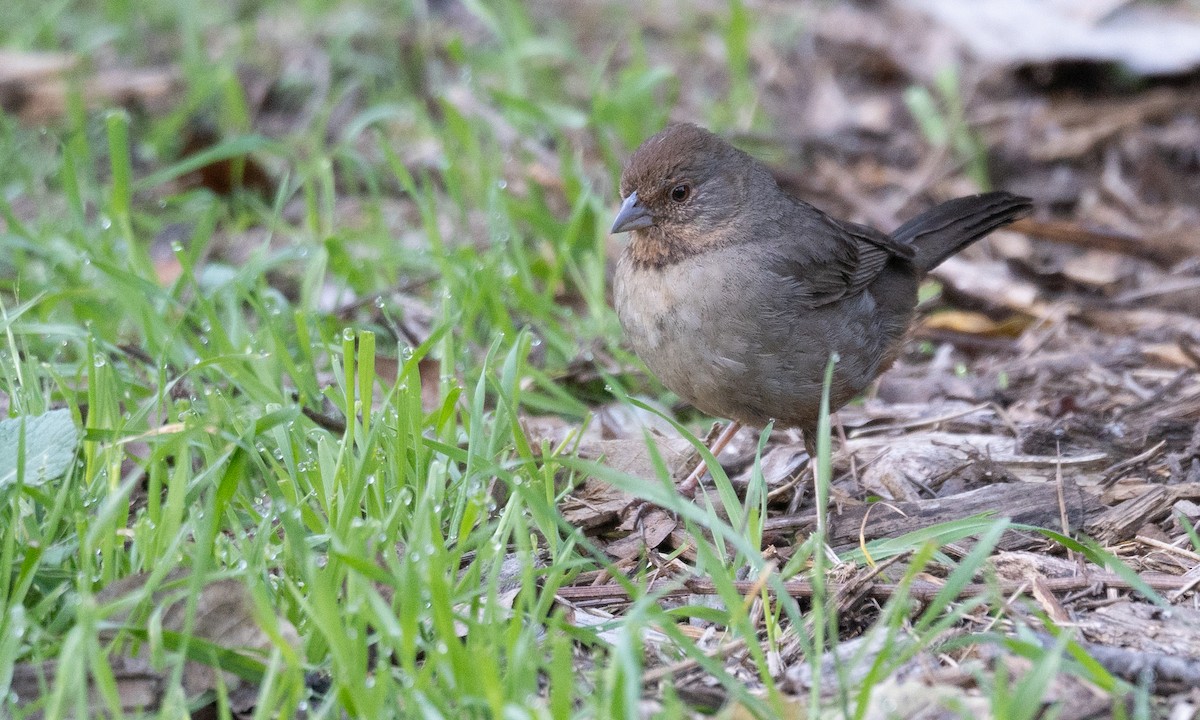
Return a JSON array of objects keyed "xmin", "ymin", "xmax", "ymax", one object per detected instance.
[{"xmin": 893, "ymin": 192, "xmax": 1032, "ymax": 272}]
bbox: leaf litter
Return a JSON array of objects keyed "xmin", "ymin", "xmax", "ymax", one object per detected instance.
[
  {"xmin": 7, "ymin": 0, "xmax": 1200, "ymax": 716},
  {"xmin": 535, "ymin": 0, "xmax": 1200, "ymax": 715}
]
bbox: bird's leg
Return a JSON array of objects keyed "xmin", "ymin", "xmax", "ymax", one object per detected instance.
[
  {"xmin": 803, "ymin": 413, "xmax": 842, "ymax": 461},
  {"xmin": 833, "ymin": 413, "xmax": 858, "ymax": 482},
  {"xmin": 677, "ymin": 421, "xmax": 743, "ymax": 498}
]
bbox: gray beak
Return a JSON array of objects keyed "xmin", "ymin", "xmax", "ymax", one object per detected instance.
[{"xmin": 610, "ymin": 191, "xmax": 655, "ymax": 234}]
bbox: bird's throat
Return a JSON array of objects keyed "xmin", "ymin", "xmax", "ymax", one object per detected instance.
[{"xmin": 626, "ymin": 228, "xmax": 689, "ymax": 269}]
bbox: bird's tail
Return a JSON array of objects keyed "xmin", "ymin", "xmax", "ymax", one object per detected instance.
[{"xmin": 893, "ymin": 192, "xmax": 1032, "ymax": 273}]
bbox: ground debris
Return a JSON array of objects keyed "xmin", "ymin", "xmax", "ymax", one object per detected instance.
[{"xmin": 547, "ymin": 0, "xmax": 1200, "ymax": 711}]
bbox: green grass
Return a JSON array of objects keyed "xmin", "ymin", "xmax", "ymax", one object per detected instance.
[
  {"xmin": 0, "ymin": 0, "xmax": 1160, "ymax": 717},
  {"xmin": 904, "ymin": 65, "xmax": 991, "ymax": 190}
]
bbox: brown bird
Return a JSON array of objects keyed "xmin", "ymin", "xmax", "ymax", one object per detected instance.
[{"xmin": 611, "ymin": 123, "xmax": 1031, "ymax": 488}]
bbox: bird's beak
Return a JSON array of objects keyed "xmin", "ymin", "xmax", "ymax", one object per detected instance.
[{"xmin": 610, "ymin": 191, "xmax": 655, "ymax": 234}]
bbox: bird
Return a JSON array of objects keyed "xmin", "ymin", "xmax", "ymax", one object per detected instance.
[{"xmin": 610, "ymin": 123, "xmax": 1031, "ymax": 492}]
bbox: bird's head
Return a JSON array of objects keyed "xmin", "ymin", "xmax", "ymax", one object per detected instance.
[{"xmin": 611, "ymin": 123, "xmax": 758, "ymax": 267}]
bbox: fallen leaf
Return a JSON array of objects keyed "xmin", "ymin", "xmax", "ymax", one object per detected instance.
[
  {"xmin": 920, "ymin": 310, "xmax": 1032, "ymax": 337},
  {"xmin": 0, "ymin": 50, "xmax": 179, "ymax": 122}
]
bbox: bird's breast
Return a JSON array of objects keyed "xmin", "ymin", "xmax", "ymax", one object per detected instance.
[
  {"xmin": 614, "ymin": 250, "xmax": 762, "ymax": 416},
  {"xmin": 614, "ymin": 256, "xmax": 689, "ymax": 352}
]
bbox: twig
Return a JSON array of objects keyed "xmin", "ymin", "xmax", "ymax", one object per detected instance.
[
  {"xmin": 1112, "ymin": 369, "xmax": 1190, "ymax": 420},
  {"xmin": 1055, "ymin": 441, "xmax": 1077, "ymax": 565},
  {"xmin": 1031, "ymin": 633, "xmax": 1200, "ymax": 693},
  {"xmin": 1167, "ymin": 564, "xmax": 1200, "ymax": 603},
  {"xmin": 847, "ymin": 403, "xmax": 993, "ymax": 439},
  {"xmin": 555, "ymin": 571, "xmax": 1192, "ymax": 605},
  {"xmin": 1134, "ymin": 535, "xmax": 1200, "ymax": 564},
  {"xmin": 302, "ymin": 405, "xmax": 347, "ymax": 434},
  {"xmin": 641, "ymin": 638, "xmax": 747, "ymax": 685},
  {"xmin": 1100, "ymin": 440, "xmax": 1167, "ymax": 488}
]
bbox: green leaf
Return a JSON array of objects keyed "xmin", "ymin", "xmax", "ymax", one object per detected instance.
[{"xmin": 0, "ymin": 409, "xmax": 80, "ymax": 488}]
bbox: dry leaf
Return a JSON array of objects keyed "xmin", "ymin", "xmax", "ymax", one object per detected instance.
[
  {"xmin": 920, "ymin": 310, "xmax": 1032, "ymax": 337},
  {"xmin": 0, "ymin": 50, "xmax": 179, "ymax": 122}
]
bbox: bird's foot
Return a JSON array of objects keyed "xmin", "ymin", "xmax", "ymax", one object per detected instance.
[{"xmin": 677, "ymin": 421, "xmax": 743, "ymax": 497}]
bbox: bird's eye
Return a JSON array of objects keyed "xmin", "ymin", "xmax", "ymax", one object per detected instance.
[{"xmin": 669, "ymin": 183, "xmax": 691, "ymax": 203}]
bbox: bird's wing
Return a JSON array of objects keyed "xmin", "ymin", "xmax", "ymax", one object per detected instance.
[{"xmin": 769, "ymin": 211, "xmax": 914, "ymax": 308}]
